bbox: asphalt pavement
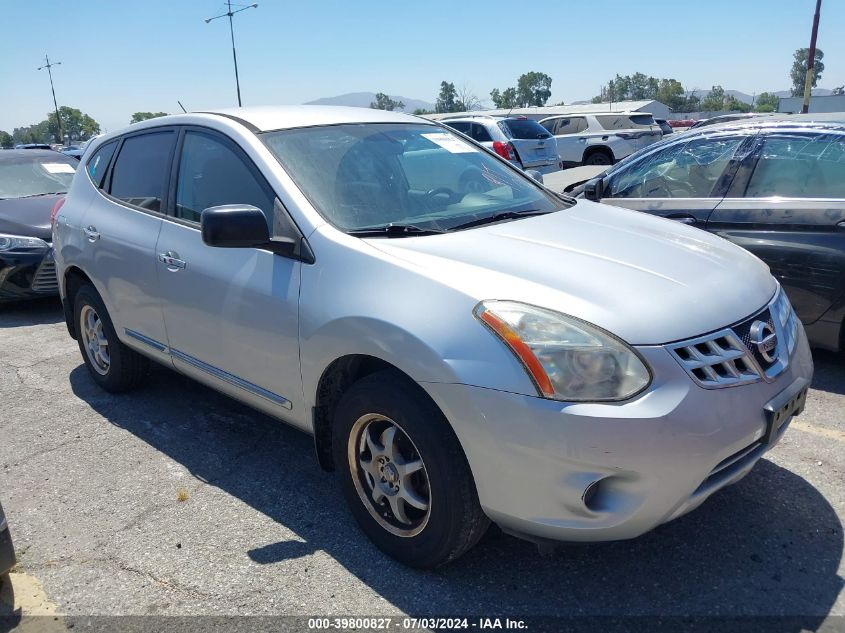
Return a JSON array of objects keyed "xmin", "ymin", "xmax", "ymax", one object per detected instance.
[{"xmin": 0, "ymin": 297, "xmax": 843, "ymax": 628}]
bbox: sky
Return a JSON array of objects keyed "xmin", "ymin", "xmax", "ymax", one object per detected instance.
[{"xmin": 1, "ymin": 0, "xmax": 843, "ymax": 135}]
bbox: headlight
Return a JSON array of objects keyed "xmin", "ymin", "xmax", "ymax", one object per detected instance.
[
  {"xmin": 474, "ymin": 300, "xmax": 651, "ymax": 402},
  {"xmin": 0, "ymin": 233, "xmax": 49, "ymax": 252}
]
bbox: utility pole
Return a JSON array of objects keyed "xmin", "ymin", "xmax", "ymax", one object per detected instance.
[
  {"xmin": 37, "ymin": 54, "xmax": 62, "ymax": 143},
  {"xmin": 205, "ymin": 1, "xmax": 258, "ymax": 107},
  {"xmin": 802, "ymin": 0, "xmax": 822, "ymax": 114}
]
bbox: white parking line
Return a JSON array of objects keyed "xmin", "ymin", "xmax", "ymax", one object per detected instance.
[{"xmin": 792, "ymin": 420, "xmax": 845, "ymax": 443}]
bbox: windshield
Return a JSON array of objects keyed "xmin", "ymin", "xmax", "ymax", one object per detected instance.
[
  {"xmin": 0, "ymin": 154, "xmax": 77, "ymax": 199},
  {"xmin": 260, "ymin": 123, "xmax": 567, "ymax": 233}
]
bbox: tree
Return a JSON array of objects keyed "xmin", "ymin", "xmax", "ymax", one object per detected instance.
[
  {"xmin": 655, "ymin": 79, "xmax": 686, "ymax": 111},
  {"xmin": 0, "ymin": 131, "xmax": 12, "ymax": 149},
  {"xmin": 490, "ymin": 87, "xmax": 519, "ymax": 109},
  {"xmin": 130, "ymin": 112, "xmax": 168, "ymax": 124},
  {"xmin": 516, "ymin": 71, "xmax": 552, "ymax": 107},
  {"xmin": 754, "ymin": 92, "xmax": 780, "ymax": 112},
  {"xmin": 701, "ymin": 85, "xmax": 726, "ymax": 111},
  {"xmin": 455, "ymin": 83, "xmax": 481, "ymax": 112},
  {"xmin": 724, "ymin": 95, "xmax": 752, "ymax": 113},
  {"xmin": 369, "ymin": 93, "xmax": 404, "ymax": 111},
  {"xmin": 435, "ymin": 81, "xmax": 460, "ymax": 113},
  {"xmin": 412, "ymin": 108, "xmax": 434, "ymax": 115},
  {"xmin": 46, "ymin": 106, "xmax": 100, "ymax": 143},
  {"xmin": 832, "ymin": 86, "xmax": 845, "ymax": 96},
  {"xmin": 790, "ymin": 47, "xmax": 825, "ymax": 96}
]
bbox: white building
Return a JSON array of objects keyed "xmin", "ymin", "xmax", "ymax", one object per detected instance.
[{"xmin": 777, "ymin": 94, "xmax": 845, "ymax": 114}]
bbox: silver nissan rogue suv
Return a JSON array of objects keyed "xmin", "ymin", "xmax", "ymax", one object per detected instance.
[{"xmin": 53, "ymin": 106, "xmax": 813, "ymax": 568}]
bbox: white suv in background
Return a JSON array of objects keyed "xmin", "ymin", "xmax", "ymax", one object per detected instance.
[
  {"xmin": 539, "ymin": 112, "xmax": 662, "ymax": 166},
  {"xmin": 440, "ymin": 115, "xmax": 559, "ymax": 173}
]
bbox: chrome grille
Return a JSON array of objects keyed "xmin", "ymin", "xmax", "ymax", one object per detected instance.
[
  {"xmin": 667, "ymin": 288, "xmax": 799, "ymax": 389},
  {"xmin": 668, "ymin": 329, "xmax": 761, "ymax": 388},
  {"xmin": 31, "ymin": 259, "xmax": 58, "ymax": 293}
]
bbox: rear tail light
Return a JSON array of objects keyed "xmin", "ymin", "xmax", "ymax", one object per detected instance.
[
  {"xmin": 50, "ymin": 197, "xmax": 66, "ymax": 228},
  {"xmin": 492, "ymin": 141, "xmax": 515, "ymax": 161}
]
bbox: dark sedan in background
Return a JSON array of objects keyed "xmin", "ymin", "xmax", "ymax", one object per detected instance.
[
  {"xmin": 575, "ymin": 114, "xmax": 845, "ymax": 352},
  {"xmin": 0, "ymin": 149, "xmax": 76, "ymax": 302}
]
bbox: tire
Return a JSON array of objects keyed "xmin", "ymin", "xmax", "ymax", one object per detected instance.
[
  {"xmin": 584, "ymin": 149, "xmax": 613, "ymax": 166},
  {"xmin": 74, "ymin": 284, "xmax": 149, "ymax": 392},
  {"xmin": 332, "ymin": 370, "xmax": 489, "ymax": 568}
]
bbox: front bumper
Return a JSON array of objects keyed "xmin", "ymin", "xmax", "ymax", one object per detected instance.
[
  {"xmin": 0, "ymin": 248, "xmax": 58, "ymax": 302},
  {"xmin": 423, "ymin": 325, "xmax": 813, "ymax": 544}
]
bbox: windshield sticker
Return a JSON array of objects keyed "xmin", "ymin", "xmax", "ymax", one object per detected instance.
[
  {"xmin": 41, "ymin": 163, "xmax": 76, "ymax": 174},
  {"xmin": 422, "ymin": 133, "xmax": 475, "ymax": 154}
]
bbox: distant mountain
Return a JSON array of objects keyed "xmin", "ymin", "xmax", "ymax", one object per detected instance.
[
  {"xmin": 304, "ymin": 92, "xmax": 435, "ymax": 113},
  {"xmin": 685, "ymin": 88, "xmax": 832, "ymax": 104}
]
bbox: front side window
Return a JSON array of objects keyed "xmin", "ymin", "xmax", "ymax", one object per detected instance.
[
  {"xmin": 109, "ymin": 132, "xmax": 175, "ymax": 211},
  {"xmin": 606, "ymin": 136, "xmax": 744, "ymax": 199},
  {"xmin": 86, "ymin": 141, "xmax": 117, "ymax": 189},
  {"xmin": 175, "ymin": 131, "xmax": 274, "ymax": 224},
  {"xmin": 744, "ymin": 133, "xmax": 845, "ymax": 198},
  {"xmin": 261, "ymin": 123, "xmax": 567, "ymax": 232},
  {"xmin": 0, "ymin": 153, "xmax": 76, "ymax": 199}
]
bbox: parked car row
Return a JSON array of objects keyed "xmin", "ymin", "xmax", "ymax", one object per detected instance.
[
  {"xmin": 0, "ymin": 149, "xmax": 75, "ymax": 301},
  {"xmin": 570, "ymin": 113, "xmax": 845, "ymax": 353},
  {"xmin": 50, "ymin": 106, "xmax": 813, "ymax": 568}
]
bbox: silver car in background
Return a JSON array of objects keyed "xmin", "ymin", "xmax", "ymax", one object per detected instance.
[{"xmin": 54, "ymin": 106, "xmax": 812, "ymax": 568}]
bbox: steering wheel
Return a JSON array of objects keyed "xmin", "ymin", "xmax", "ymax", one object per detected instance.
[{"xmin": 425, "ymin": 187, "xmax": 456, "ymax": 209}]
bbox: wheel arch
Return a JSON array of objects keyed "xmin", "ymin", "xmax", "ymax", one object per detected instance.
[
  {"xmin": 582, "ymin": 145, "xmax": 615, "ymax": 164},
  {"xmin": 62, "ymin": 265, "xmax": 94, "ymax": 339},
  {"xmin": 312, "ymin": 354, "xmax": 442, "ymax": 471}
]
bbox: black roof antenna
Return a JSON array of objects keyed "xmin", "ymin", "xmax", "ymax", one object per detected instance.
[{"xmin": 178, "ymin": 101, "xmax": 188, "ymax": 113}]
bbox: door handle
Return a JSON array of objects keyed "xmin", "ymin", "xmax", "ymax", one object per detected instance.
[
  {"xmin": 158, "ymin": 251, "xmax": 186, "ymax": 270},
  {"xmin": 83, "ymin": 226, "xmax": 100, "ymax": 242},
  {"xmin": 666, "ymin": 214, "xmax": 696, "ymax": 225},
  {"xmin": 837, "ymin": 220, "xmax": 845, "ymax": 231}
]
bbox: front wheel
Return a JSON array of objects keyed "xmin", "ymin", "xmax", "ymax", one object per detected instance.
[{"xmin": 333, "ymin": 371, "xmax": 489, "ymax": 568}]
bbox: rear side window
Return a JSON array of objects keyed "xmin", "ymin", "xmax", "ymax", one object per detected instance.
[
  {"xmin": 86, "ymin": 141, "xmax": 117, "ymax": 189},
  {"xmin": 547, "ymin": 118, "xmax": 586, "ymax": 135},
  {"xmin": 744, "ymin": 133, "xmax": 845, "ymax": 198},
  {"xmin": 175, "ymin": 131, "xmax": 274, "ymax": 224},
  {"xmin": 499, "ymin": 119, "xmax": 551, "ymax": 140},
  {"xmin": 469, "ymin": 123, "xmax": 493, "ymax": 143},
  {"xmin": 596, "ymin": 115, "xmax": 655, "ymax": 130},
  {"xmin": 109, "ymin": 132, "xmax": 175, "ymax": 211},
  {"xmin": 444, "ymin": 121, "xmax": 470, "ymax": 135}
]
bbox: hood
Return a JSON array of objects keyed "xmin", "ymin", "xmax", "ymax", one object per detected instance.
[
  {"xmin": 0, "ymin": 195, "xmax": 61, "ymax": 241},
  {"xmin": 365, "ymin": 200, "xmax": 776, "ymax": 345}
]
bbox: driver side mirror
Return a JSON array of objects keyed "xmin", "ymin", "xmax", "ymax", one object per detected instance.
[
  {"xmin": 583, "ymin": 177, "xmax": 604, "ymax": 201},
  {"xmin": 201, "ymin": 205, "xmax": 272, "ymax": 248}
]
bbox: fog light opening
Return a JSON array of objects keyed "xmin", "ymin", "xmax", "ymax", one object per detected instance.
[{"xmin": 582, "ymin": 479, "xmax": 604, "ymax": 512}]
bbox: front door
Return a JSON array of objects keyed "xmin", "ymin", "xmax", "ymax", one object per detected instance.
[
  {"xmin": 708, "ymin": 130, "xmax": 845, "ymax": 329},
  {"xmin": 155, "ymin": 128, "xmax": 304, "ymax": 422},
  {"xmin": 599, "ymin": 134, "xmax": 751, "ymax": 229}
]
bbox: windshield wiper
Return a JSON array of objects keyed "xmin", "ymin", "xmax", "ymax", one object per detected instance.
[
  {"xmin": 448, "ymin": 209, "xmax": 553, "ymax": 231},
  {"xmin": 17, "ymin": 192, "xmax": 66, "ymax": 199},
  {"xmin": 346, "ymin": 223, "xmax": 446, "ymax": 238}
]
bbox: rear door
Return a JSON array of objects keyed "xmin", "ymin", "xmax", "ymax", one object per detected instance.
[
  {"xmin": 499, "ymin": 119, "xmax": 557, "ymax": 169},
  {"xmin": 599, "ymin": 133, "xmax": 750, "ymax": 228},
  {"xmin": 82, "ymin": 129, "xmax": 175, "ymax": 364},
  {"xmin": 154, "ymin": 127, "xmax": 304, "ymax": 419},
  {"xmin": 707, "ymin": 130, "xmax": 845, "ymax": 327}
]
